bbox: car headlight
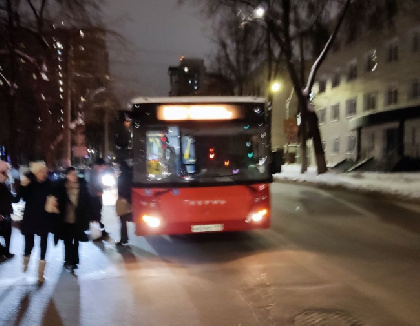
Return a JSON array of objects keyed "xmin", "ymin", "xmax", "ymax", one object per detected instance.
[{"xmin": 101, "ymin": 174, "xmax": 116, "ymax": 187}]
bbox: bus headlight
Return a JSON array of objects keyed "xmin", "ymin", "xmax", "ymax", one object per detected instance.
[
  {"xmin": 101, "ymin": 174, "xmax": 116, "ymax": 187},
  {"xmin": 246, "ymin": 209, "xmax": 268, "ymax": 223},
  {"xmin": 142, "ymin": 214, "xmax": 161, "ymax": 228}
]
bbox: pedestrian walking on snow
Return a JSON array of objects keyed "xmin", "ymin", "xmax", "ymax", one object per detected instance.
[
  {"xmin": 115, "ymin": 160, "xmax": 132, "ymax": 246},
  {"xmin": 20, "ymin": 161, "xmax": 55, "ymax": 283},
  {"xmin": 85, "ymin": 158, "xmax": 110, "ymax": 241},
  {"xmin": 53, "ymin": 167, "xmax": 91, "ymax": 271}
]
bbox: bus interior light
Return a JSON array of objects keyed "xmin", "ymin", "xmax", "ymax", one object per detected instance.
[{"xmin": 142, "ymin": 215, "xmax": 161, "ymax": 228}]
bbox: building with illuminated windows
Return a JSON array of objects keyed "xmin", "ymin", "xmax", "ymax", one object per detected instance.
[
  {"xmin": 312, "ymin": 1, "xmax": 420, "ymax": 170},
  {"xmin": 168, "ymin": 58, "xmax": 206, "ymax": 96},
  {"xmin": 168, "ymin": 57, "xmax": 233, "ymax": 96}
]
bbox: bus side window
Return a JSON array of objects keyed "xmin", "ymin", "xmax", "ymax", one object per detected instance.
[{"xmin": 182, "ymin": 136, "xmax": 196, "ymax": 174}]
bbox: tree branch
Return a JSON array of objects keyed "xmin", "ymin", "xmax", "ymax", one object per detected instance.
[{"xmin": 304, "ymin": 0, "xmax": 352, "ymax": 94}]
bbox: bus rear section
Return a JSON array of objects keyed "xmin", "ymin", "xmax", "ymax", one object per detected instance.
[
  {"xmin": 126, "ymin": 96, "xmax": 273, "ymax": 236},
  {"xmin": 132, "ymin": 184, "xmax": 270, "ymax": 236}
]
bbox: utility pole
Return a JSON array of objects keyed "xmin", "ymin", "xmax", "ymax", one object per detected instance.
[
  {"xmin": 6, "ymin": 0, "xmax": 18, "ymax": 167},
  {"xmin": 104, "ymin": 106, "xmax": 109, "ymax": 159},
  {"xmin": 62, "ymin": 32, "xmax": 72, "ymax": 167},
  {"xmin": 266, "ymin": 25, "xmax": 273, "ymax": 160}
]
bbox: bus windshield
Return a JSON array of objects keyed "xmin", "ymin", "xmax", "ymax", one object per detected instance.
[{"xmin": 132, "ymin": 124, "xmax": 270, "ymax": 185}]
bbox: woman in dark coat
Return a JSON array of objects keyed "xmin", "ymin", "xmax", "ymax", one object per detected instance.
[
  {"xmin": 54, "ymin": 167, "xmax": 91, "ymax": 271},
  {"xmin": 0, "ymin": 160, "xmax": 20, "ymax": 260},
  {"xmin": 20, "ymin": 161, "xmax": 54, "ymax": 283}
]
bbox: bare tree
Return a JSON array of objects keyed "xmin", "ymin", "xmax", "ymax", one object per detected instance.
[
  {"xmin": 209, "ymin": 3, "xmax": 265, "ymax": 95},
  {"xmin": 182, "ymin": 0, "xmax": 354, "ymax": 174},
  {"xmin": 0, "ymin": 0, "xmax": 112, "ymax": 167}
]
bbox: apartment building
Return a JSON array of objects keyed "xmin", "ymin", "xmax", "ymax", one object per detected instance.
[
  {"xmin": 313, "ymin": 2, "xmax": 420, "ymax": 169},
  {"xmin": 168, "ymin": 57, "xmax": 233, "ymax": 96}
]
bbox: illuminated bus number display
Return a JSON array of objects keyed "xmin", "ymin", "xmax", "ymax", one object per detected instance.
[{"xmin": 157, "ymin": 104, "xmax": 243, "ymax": 121}]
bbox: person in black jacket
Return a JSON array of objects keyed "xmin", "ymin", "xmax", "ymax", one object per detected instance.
[
  {"xmin": 115, "ymin": 160, "xmax": 132, "ymax": 246},
  {"xmin": 0, "ymin": 160, "xmax": 20, "ymax": 260},
  {"xmin": 20, "ymin": 161, "xmax": 54, "ymax": 283},
  {"xmin": 54, "ymin": 167, "xmax": 91, "ymax": 271},
  {"xmin": 85, "ymin": 158, "xmax": 110, "ymax": 241}
]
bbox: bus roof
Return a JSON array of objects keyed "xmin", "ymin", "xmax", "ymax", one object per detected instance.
[{"xmin": 129, "ymin": 96, "xmax": 266, "ymax": 106}]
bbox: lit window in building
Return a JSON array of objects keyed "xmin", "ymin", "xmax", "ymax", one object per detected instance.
[
  {"xmin": 385, "ymin": 86, "xmax": 398, "ymax": 105},
  {"xmin": 318, "ymin": 79, "xmax": 326, "ymax": 93},
  {"xmin": 332, "ymin": 70, "xmax": 340, "ymax": 88},
  {"xmin": 409, "ymin": 79, "xmax": 420, "ymax": 99},
  {"xmin": 386, "ymin": 41, "xmax": 399, "ymax": 62},
  {"xmin": 347, "ymin": 61, "xmax": 357, "ymax": 81},
  {"xmin": 346, "ymin": 98, "xmax": 357, "ymax": 117},
  {"xmin": 346, "ymin": 135, "xmax": 356, "ymax": 153},
  {"xmin": 330, "ymin": 104, "xmax": 340, "ymax": 121},
  {"xmin": 364, "ymin": 92, "xmax": 377, "ymax": 111},
  {"xmin": 332, "ymin": 138, "xmax": 340, "ymax": 153},
  {"xmin": 318, "ymin": 108, "xmax": 326, "ymax": 124}
]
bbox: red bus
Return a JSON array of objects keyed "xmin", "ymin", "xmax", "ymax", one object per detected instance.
[{"xmin": 125, "ymin": 96, "xmax": 272, "ymax": 236}]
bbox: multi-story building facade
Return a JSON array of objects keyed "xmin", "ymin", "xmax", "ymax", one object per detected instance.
[
  {"xmin": 168, "ymin": 58, "xmax": 206, "ymax": 96},
  {"xmin": 168, "ymin": 57, "xmax": 233, "ymax": 96},
  {"xmin": 313, "ymin": 2, "xmax": 420, "ymax": 169}
]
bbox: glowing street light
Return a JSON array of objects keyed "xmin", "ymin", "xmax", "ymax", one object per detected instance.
[
  {"xmin": 271, "ymin": 81, "xmax": 281, "ymax": 93},
  {"xmin": 253, "ymin": 6, "xmax": 265, "ymax": 19}
]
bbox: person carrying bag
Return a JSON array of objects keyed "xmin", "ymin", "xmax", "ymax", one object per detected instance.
[{"xmin": 115, "ymin": 161, "xmax": 132, "ymax": 246}]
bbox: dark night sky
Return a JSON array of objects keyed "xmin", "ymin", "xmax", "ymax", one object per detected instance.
[{"xmin": 103, "ymin": 0, "xmax": 215, "ymax": 102}]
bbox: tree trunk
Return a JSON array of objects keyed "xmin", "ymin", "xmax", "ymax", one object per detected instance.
[
  {"xmin": 307, "ymin": 111, "xmax": 327, "ymax": 174},
  {"xmin": 6, "ymin": 0, "xmax": 18, "ymax": 168},
  {"xmin": 300, "ymin": 102, "xmax": 308, "ymax": 173}
]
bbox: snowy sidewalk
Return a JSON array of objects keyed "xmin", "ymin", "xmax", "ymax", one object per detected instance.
[{"xmin": 273, "ymin": 164, "xmax": 420, "ymax": 201}]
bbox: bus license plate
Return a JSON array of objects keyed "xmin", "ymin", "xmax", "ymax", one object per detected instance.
[{"xmin": 191, "ymin": 224, "xmax": 224, "ymax": 233}]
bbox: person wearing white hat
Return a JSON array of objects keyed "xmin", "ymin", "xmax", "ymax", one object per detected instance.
[
  {"xmin": 20, "ymin": 161, "xmax": 55, "ymax": 283},
  {"xmin": 0, "ymin": 160, "xmax": 20, "ymax": 260}
]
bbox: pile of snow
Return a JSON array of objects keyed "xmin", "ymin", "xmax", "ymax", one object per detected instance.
[{"xmin": 273, "ymin": 164, "xmax": 420, "ymax": 200}]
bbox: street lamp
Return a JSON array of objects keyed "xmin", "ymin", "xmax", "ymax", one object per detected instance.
[
  {"xmin": 253, "ymin": 7, "xmax": 265, "ymax": 19},
  {"xmin": 271, "ymin": 81, "xmax": 281, "ymax": 93}
]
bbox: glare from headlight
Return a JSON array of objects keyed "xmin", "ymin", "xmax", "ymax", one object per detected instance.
[
  {"xmin": 101, "ymin": 174, "xmax": 116, "ymax": 187},
  {"xmin": 142, "ymin": 215, "xmax": 161, "ymax": 228}
]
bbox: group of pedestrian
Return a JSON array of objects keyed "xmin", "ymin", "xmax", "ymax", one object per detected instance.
[{"xmin": 0, "ymin": 157, "xmax": 131, "ymax": 284}]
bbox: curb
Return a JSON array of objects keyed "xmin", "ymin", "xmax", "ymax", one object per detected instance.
[{"xmin": 273, "ymin": 176, "xmax": 420, "ymax": 204}]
